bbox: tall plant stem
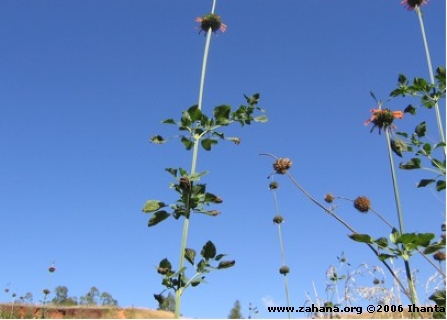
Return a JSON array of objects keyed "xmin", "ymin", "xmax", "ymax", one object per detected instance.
[
  {"xmin": 415, "ymin": 6, "xmax": 445, "ymax": 150},
  {"xmin": 384, "ymin": 130, "xmax": 418, "ymax": 307},
  {"xmin": 175, "ymin": 1, "xmax": 217, "ymax": 318},
  {"xmin": 271, "ymin": 184, "xmax": 291, "ymax": 318}
]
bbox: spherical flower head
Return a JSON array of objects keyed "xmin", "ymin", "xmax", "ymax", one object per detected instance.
[
  {"xmin": 48, "ymin": 265, "xmax": 56, "ymax": 273},
  {"xmin": 43, "ymin": 289, "xmax": 51, "ymax": 295},
  {"xmin": 269, "ymin": 181, "xmax": 279, "ymax": 190},
  {"xmin": 354, "ymin": 196, "xmax": 371, "ymax": 213},
  {"xmin": 401, "ymin": 0, "xmax": 428, "ymax": 11},
  {"xmin": 195, "ymin": 13, "xmax": 227, "ymax": 34},
  {"xmin": 364, "ymin": 108, "xmax": 403, "ymax": 134},
  {"xmin": 433, "ymin": 251, "xmax": 446, "ymax": 261},
  {"xmin": 279, "ymin": 265, "xmax": 290, "ymax": 275},
  {"xmin": 324, "ymin": 193, "xmax": 335, "ymax": 203},
  {"xmin": 273, "ymin": 158, "xmax": 292, "ymax": 174},
  {"xmin": 273, "ymin": 214, "xmax": 284, "ymax": 224},
  {"xmin": 373, "ymin": 278, "xmax": 381, "ymax": 285}
]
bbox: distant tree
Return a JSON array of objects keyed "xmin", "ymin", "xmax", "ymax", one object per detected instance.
[
  {"xmin": 79, "ymin": 286, "xmax": 100, "ymax": 306},
  {"xmin": 52, "ymin": 286, "xmax": 78, "ymax": 306},
  {"xmin": 156, "ymin": 292, "xmax": 175, "ymax": 312},
  {"xmin": 100, "ymin": 291, "xmax": 118, "ymax": 307},
  {"xmin": 228, "ymin": 300, "xmax": 244, "ymax": 319}
]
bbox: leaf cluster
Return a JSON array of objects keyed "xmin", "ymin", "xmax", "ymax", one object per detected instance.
[
  {"xmin": 388, "ymin": 67, "xmax": 446, "ymax": 191},
  {"xmin": 156, "ymin": 241, "xmax": 235, "ymax": 292},
  {"xmin": 150, "ymin": 93, "xmax": 267, "ymax": 151},
  {"xmin": 142, "ymin": 167, "xmax": 222, "ymax": 226},
  {"xmin": 349, "ymin": 228, "xmax": 445, "ymax": 262}
]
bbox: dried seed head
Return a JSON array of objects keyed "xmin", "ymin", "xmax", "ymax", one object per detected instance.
[
  {"xmin": 273, "ymin": 215, "xmax": 284, "ymax": 224},
  {"xmin": 373, "ymin": 278, "xmax": 380, "ymax": 285},
  {"xmin": 433, "ymin": 251, "xmax": 446, "ymax": 261},
  {"xmin": 43, "ymin": 289, "xmax": 51, "ymax": 295},
  {"xmin": 48, "ymin": 265, "xmax": 56, "ymax": 273},
  {"xmin": 324, "ymin": 193, "xmax": 335, "ymax": 203},
  {"xmin": 354, "ymin": 196, "xmax": 371, "ymax": 213},
  {"xmin": 279, "ymin": 265, "xmax": 290, "ymax": 275},
  {"xmin": 442, "ymin": 223, "xmax": 446, "ymax": 232},
  {"xmin": 269, "ymin": 181, "xmax": 279, "ymax": 190},
  {"xmin": 4, "ymin": 288, "xmax": 9, "ymax": 293},
  {"xmin": 179, "ymin": 176, "xmax": 191, "ymax": 191},
  {"xmin": 273, "ymin": 158, "xmax": 292, "ymax": 174}
]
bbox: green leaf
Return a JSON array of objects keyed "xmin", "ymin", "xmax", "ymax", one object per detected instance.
[
  {"xmin": 415, "ymin": 121, "xmax": 426, "ymax": 137},
  {"xmin": 422, "ymin": 143, "xmax": 432, "ymax": 155},
  {"xmin": 187, "ymin": 105, "xmax": 202, "ymax": 122},
  {"xmin": 214, "ymin": 105, "xmax": 231, "ymax": 125},
  {"xmin": 142, "ymin": 200, "xmax": 166, "ymax": 213},
  {"xmin": 396, "ymin": 132, "xmax": 409, "ymax": 138},
  {"xmin": 214, "ymin": 254, "xmax": 226, "ymax": 261},
  {"xmin": 204, "ymin": 192, "xmax": 222, "ymax": 204},
  {"xmin": 404, "ymin": 104, "xmax": 416, "ymax": 115},
  {"xmin": 399, "ymin": 158, "xmax": 421, "ymax": 170},
  {"xmin": 424, "ymin": 243, "xmax": 446, "ymax": 255},
  {"xmin": 436, "ymin": 180, "xmax": 446, "ymax": 191},
  {"xmin": 159, "ymin": 258, "xmax": 172, "ymax": 270},
  {"xmin": 150, "ymin": 135, "xmax": 166, "ymax": 144},
  {"xmin": 434, "ymin": 142, "xmax": 446, "ymax": 150},
  {"xmin": 253, "ymin": 115, "xmax": 268, "ymax": 123},
  {"xmin": 201, "ymin": 241, "xmax": 217, "ymax": 260},
  {"xmin": 417, "ymin": 179, "xmax": 436, "ymax": 188},
  {"xmin": 374, "ymin": 237, "xmax": 389, "ymax": 249},
  {"xmin": 196, "ymin": 259, "xmax": 208, "ymax": 273},
  {"xmin": 378, "ymin": 253, "xmax": 395, "ymax": 261},
  {"xmin": 165, "ymin": 168, "xmax": 178, "ymax": 177},
  {"xmin": 217, "ymin": 260, "xmax": 235, "ymax": 269},
  {"xmin": 190, "ymin": 277, "xmax": 205, "ymax": 287},
  {"xmin": 184, "ymin": 248, "xmax": 196, "ymax": 266},
  {"xmin": 398, "ymin": 232, "xmax": 435, "ymax": 248},
  {"xmin": 390, "ymin": 228, "xmax": 400, "ymax": 244},
  {"xmin": 148, "ymin": 210, "xmax": 170, "ymax": 227},
  {"xmin": 429, "ymin": 289, "xmax": 446, "ymax": 307},
  {"xmin": 370, "ymin": 91, "xmax": 378, "ymax": 102},
  {"xmin": 348, "ymin": 234, "xmax": 373, "ymax": 244},
  {"xmin": 431, "ymin": 158, "xmax": 445, "ymax": 171},
  {"xmin": 245, "ymin": 93, "xmax": 260, "ymax": 105},
  {"xmin": 390, "ymin": 139, "xmax": 407, "ymax": 157},
  {"xmin": 161, "ymin": 118, "xmax": 176, "ymax": 125},
  {"xmin": 181, "ymin": 136, "xmax": 194, "ymax": 150},
  {"xmin": 398, "ymin": 74, "xmax": 407, "ymax": 85},
  {"xmin": 201, "ymin": 138, "xmax": 218, "ymax": 151}
]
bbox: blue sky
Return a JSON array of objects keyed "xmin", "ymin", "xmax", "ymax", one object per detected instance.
[{"xmin": 0, "ymin": 0, "xmax": 445, "ymax": 318}]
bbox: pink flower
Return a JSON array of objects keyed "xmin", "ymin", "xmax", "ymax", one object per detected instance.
[{"xmin": 401, "ymin": 0, "xmax": 428, "ymax": 11}]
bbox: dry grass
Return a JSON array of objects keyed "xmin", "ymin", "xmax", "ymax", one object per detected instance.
[{"xmin": 0, "ymin": 303, "xmax": 174, "ymax": 319}]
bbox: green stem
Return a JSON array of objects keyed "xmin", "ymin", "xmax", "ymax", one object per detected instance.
[
  {"xmin": 174, "ymin": 1, "xmax": 217, "ymax": 317},
  {"xmin": 384, "ymin": 129, "xmax": 419, "ymax": 309},
  {"xmin": 415, "ymin": 5, "xmax": 445, "ymax": 152}
]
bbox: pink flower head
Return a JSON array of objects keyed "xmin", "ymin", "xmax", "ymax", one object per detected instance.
[
  {"xmin": 401, "ymin": 0, "xmax": 428, "ymax": 11},
  {"xmin": 195, "ymin": 13, "xmax": 226, "ymax": 34},
  {"xmin": 364, "ymin": 108, "xmax": 403, "ymax": 134}
]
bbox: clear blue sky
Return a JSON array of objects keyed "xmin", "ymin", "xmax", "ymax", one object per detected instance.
[{"xmin": 0, "ymin": 0, "xmax": 445, "ymax": 318}]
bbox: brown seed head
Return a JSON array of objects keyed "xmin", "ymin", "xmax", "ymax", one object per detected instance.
[
  {"xmin": 279, "ymin": 265, "xmax": 290, "ymax": 275},
  {"xmin": 273, "ymin": 158, "xmax": 292, "ymax": 174},
  {"xmin": 324, "ymin": 193, "xmax": 335, "ymax": 203},
  {"xmin": 43, "ymin": 289, "xmax": 51, "ymax": 295},
  {"xmin": 433, "ymin": 251, "xmax": 446, "ymax": 261},
  {"xmin": 269, "ymin": 181, "xmax": 279, "ymax": 190},
  {"xmin": 179, "ymin": 176, "xmax": 191, "ymax": 191},
  {"xmin": 273, "ymin": 215, "xmax": 284, "ymax": 224},
  {"xmin": 354, "ymin": 196, "xmax": 371, "ymax": 213}
]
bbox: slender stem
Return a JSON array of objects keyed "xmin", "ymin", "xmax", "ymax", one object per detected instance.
[
  {"xmin": 271, "ymin": 181, "xmax": 291, "ymax": 318},
  {"xmin": 384, "ymin": 129, "xmax": 419, "ymax": 307},
  {"xmin": 175, "ymin": 1, "xmax": 217, "ymax": 317},
  {"xmin": 415, "ymin": 5, "xmax": 445, "ymax": 150},
  {"xmin": 280, "ymin": 169, "xmax": 411, "ymax": 300}
]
